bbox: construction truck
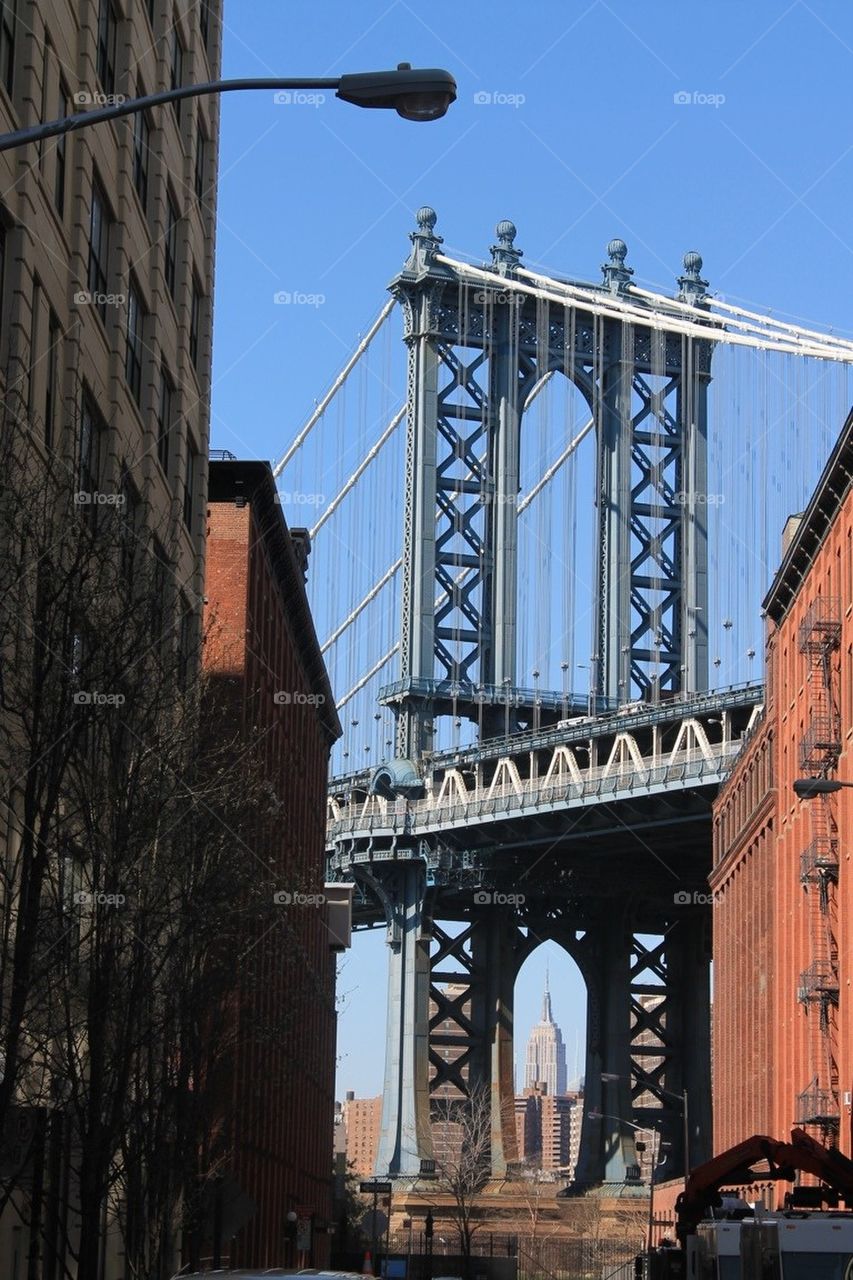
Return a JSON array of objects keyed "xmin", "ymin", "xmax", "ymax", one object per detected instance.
[{"xmin": 638, "ymin": 1127, "xmax": 853, "ymax": 1279}]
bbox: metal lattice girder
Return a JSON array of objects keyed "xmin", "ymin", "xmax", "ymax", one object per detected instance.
[
  {"xmin": 629, "ymin": 937, "xmax": 673, "ymax": 1108},
  {"xmin": 391, "ymin": 212, "xmax": 713, "ymax": 756},
  {"xmin": 428, "ymin": 921, "xmax": 483, "ymax": 1097}
]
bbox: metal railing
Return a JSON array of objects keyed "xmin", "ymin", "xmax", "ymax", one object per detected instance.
[{"xmin": 328, "ymin": 745, "xmax": 741, "ymax": 843}]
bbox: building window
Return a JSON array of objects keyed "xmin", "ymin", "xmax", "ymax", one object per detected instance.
[
  {"xmin": 170, "ymin": 24, "xmax": 183, "ymax": 123},
  {"xmin": 87, "ymin": 177, "xmax": 111, "ymax": 323},
  {"xmin": 177, "ymin": 594, "xmax": 193, "ymax": 687},
  {"xmin": 0, "ymin": 223, "xmax": 5, "ymax": 345},
  {"xmin": 199, "ymin": 0, "xmax": 211, "ymax": 46},
  {"xmin": 78, "ymin": 390, "xmax": 103, "ymax": 514},
  {"xmin": 119, "ymin": 466, "xmax": 142, "ymax": 578},
  {"xmin": 157, "ymin": 366, "xmax": 173, "ymax": 475},
  {"xmin": 189, "ymin": 277, "xmax": 202, "ymax": 368},
  {"xmin": 125, "ymin": 279, "xmax": 145, "ymax": 406},
  {"xmin": 194, "ymin": 126, "xmax": 207, "ymax": 200},
  {"xmin": 146, "ymin": 0, "xmax": 155, "ymax": 26},
  {"xmin": 0, "ymin": 0, "xmax": 15, "ymax": 97},
  {"xmin": 96, "ymin": 0, "xmax": 117, "ymax": 97},
  {"xmin": 164, "ymin": 194, "xmax": 178, "ymax": 297},
  {"xmin": 55, "ymin": 80, "xmax": 68, "ymax": 216},
  {"xmin": 132, "ymin": 101, "xmax": 150, "ymax": 211},
  {"xmin": 45, "ymin": 311, "xmax": 61, "ymax": 449},
  {"xmin": 28, "ymin": 277, "xmax": 41, "ymax": 422},
  {"xmin": 38, "ymin": 37, "xmax": 51, "ymax": 168},
  {"xmin": 183, "ymin": 438, "xmax": 197, "ymax": 531},
  {"xmin": 151, "ymin": 538, "xmax": 169, "ymax": 648}
]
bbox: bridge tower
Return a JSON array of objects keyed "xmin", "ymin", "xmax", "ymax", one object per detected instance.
[{"xmin": 370, "ymin": 211, "xmax": 715, "ymax": 1187}]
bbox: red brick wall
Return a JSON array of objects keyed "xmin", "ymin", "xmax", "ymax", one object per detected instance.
[
  {"xmin": 710, "ymin": 720, "xmax": 775, "ymax": 1150},
  {"xmin": 711, "ymin": 483, "xmax": 853, "ymax": 1181},
  {"xmin": 204, "ymin": 497, "xmax": 336, "ymax": 1267}
]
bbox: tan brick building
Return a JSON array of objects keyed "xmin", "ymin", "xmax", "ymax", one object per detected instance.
[
  {"xmin": 0, "ymin": 0, "xmax": 219, "ymax": 614},
  {"xmin": 0, "ymin": 3, "xmax": 222, "ymax": 1274},
  {"xmin": 341, "ymin": 1092, "xmax": 384, "ymax": 1181}
]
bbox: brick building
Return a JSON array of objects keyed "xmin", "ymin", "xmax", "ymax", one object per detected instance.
[
  {"xmin": 204, "ymin": 458, "xmax": 342, "ymax": 1266},
  {"xmin": 711, "ymin": 410, "xmax": 853, "ymax": 1174},
  {"xmin": 341, "ymin": 1092, "xmax": 383, "ymax": 1181},
  {"xmin": 514, "ymin": 1084, "xmax": 580, "ymax": 1175},
  {"xmin": 0, "ymin": 2, "xmax": 222, "ymax": 1273}
]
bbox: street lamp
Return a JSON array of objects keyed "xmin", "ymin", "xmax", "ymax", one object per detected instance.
[
  {"xmin": 588, "ymin": 1109, "xmax": 667, "ymax": 1250},
  {"xmin": 793, "ymin": 777, "xmax": 853, "ymax": 799},
  {"xmin": 0, "ymin": 63, "xmax": 457, "ymax": 154},
  {"xmin": 601, "ymin": 1073, "xmax": 690, "ymax": 1187}
]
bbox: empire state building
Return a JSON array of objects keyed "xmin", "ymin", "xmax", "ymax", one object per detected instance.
[{"xmin": 523, "ymin": 974, "xmax": 568, "ymax": 1096}]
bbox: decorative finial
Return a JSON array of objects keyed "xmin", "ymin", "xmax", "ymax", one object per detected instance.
[
  {"xmin": 602, "ymin": 237, "xmax": 633, "ymax": 293},
  {"xmin": 677, "ymin": 250, "xmax": 709, "ymax": 304},
  {"xmin": 490, "ymin": 218, "xmax": 522, "ymax": 274},
  {"xmin": 406, "ymin": 206, "xmax": 443, "ymax": 272},
  {"xmin": 417, "ymin": 206, "xmax": 438, "ymax": 234}
]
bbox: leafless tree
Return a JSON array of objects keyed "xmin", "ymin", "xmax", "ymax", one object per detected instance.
[
  {"xmin": 429, "ymin": 1085, "xmax": 493, "ymax": 1274},
  {"xmin": 0, "ymin": 391, "xmax": 299, "ymax": 1278}
]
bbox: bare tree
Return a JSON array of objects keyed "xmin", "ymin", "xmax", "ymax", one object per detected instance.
[
  {"xmin": 0, "ymin": 391, "xmax": 295, "ymax": 1279},
  {"xmin": 429, "ymin": 1085, "xmax": 492, "ymax": 1274}
]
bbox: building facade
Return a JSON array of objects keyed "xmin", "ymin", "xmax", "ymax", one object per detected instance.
[
  {"xmin": 523, "ymin": 978, "xmax": 568, "ymax": 1098},
  {"xmin": 0, "ymin": 0, "xmax": 219, "ymax": 613},
  {"xmin": 340, "ymin": 1093, "xmax": 383, "ymax": 1182},
  {"xmin": 711, "ymin": 411, "xmax": 853, "ymax": 1172},
  {"xmin": 0, "ymin": 3, "xmax": 222, "ymax": 1275},
  {"xmin": 204, "ymin": 458, "xmax": 342, "ymax": 1267}
]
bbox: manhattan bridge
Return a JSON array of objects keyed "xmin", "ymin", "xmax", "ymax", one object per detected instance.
[{"xmin": 274, "ymin": 209, "xmax": 853, "ymax": 1190}]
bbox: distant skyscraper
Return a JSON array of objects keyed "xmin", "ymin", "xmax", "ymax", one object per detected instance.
[{"xmin": 524, "ymin": 972, "xmax": 568, "ymax": 1096}]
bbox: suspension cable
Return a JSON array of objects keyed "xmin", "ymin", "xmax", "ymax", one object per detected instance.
[
  {"xmin": 433, "ymin": 255, "xmax": 853, "ymax": 362},
  {"xmin": 310, "ymin": 408, "xmax": 405, "ymax": 538},
  {"xmin": 272, "ymin": 297, "xmax": 396, "ymax": 478}
]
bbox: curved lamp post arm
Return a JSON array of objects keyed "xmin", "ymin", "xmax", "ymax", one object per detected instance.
[{"xmin": 0, "ymin": 64, "xmax": 457, "ymax": 154}]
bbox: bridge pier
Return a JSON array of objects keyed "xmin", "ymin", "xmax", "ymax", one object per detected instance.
[
  {"xmin": 470, "ymin": 910, "xmax": 520, "ymax": 1175},
  {"xmin": 375, "ymin": 863, "xmax": 434, "ymax": 1175},
  {"xmin": 574, "ymin": 919, "xmax": 639, "ymax": 1185},
  {"xmin": 664, "ymin": 912, "xmax": 713, "ymax": 1172}
]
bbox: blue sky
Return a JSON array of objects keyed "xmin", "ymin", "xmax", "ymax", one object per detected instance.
[{"xmin": 211, "ymin": 0, "xmax": 853, "ymax": 1098}]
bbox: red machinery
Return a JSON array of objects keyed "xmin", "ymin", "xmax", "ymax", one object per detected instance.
[
  {"xmin": 641, "ymin": 1129, "xmax": 853, "ymax": 1279},
  {"xmin": 674, "ymin": 1127, "xmax": 853, "ymax": 1243}
]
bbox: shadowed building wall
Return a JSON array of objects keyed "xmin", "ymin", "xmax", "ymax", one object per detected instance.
[{"xmin": 205, "ymin": 459, "xmax": 342, "ymax": 1266}]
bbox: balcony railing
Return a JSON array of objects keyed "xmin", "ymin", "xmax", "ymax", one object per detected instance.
[
  {"xmin": 797, "ymin": 963, "xmax": 839, "ymax": 1006},
  {"xmin": 798, "ymin": 596, "xmax": 842, "ymax": 654},
  {"xmin": 800, "ymin": 837, "xmax": 839, "ymax": 886},
  {"xmin": 796, "ymin": 1084, "xmax": 839, "ymax": 1127},
  {"xmin": 799, "ymin": 715, "xmax": 841, "ymax": 773}
]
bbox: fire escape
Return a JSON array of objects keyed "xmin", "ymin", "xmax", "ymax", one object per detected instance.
[{"xmin": 795, "ymin": 596, "xmax": 841, "ymax": 1133}]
